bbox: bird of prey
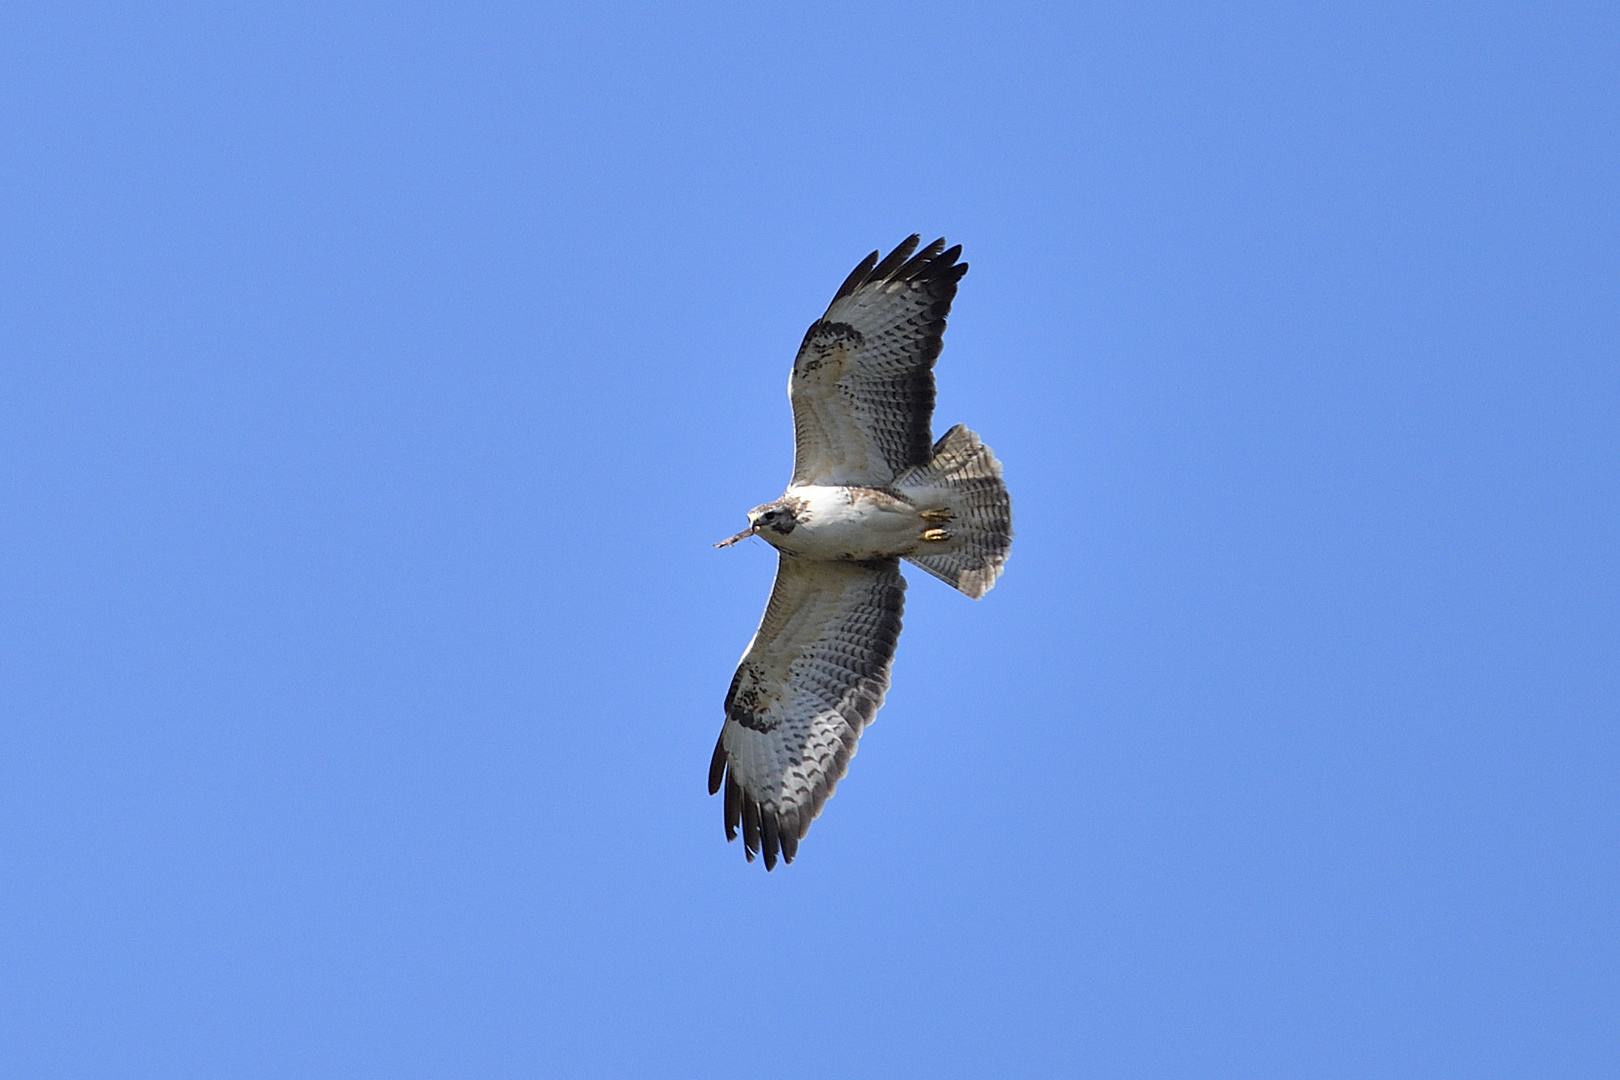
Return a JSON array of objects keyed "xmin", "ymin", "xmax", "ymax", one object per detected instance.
[{"xmin": 709, "ymin": 235, "xmax": 1012, "ymax": 869}]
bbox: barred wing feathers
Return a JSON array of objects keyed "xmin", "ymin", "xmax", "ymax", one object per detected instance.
[
  {"xmin": 789, "ymin": 236, "xmax": 968, "ymax": 487},
  {"xmin": 707, "ymin": 554, "xmax": 906, "ymax": 869}
]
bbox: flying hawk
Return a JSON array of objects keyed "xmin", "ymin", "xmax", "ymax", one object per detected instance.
[{"xmin": 709, "ymin": 235, "xmax": 1012, "ymax": 869}]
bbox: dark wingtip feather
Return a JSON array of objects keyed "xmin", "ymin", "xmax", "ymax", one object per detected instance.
[
  {"xmin": 761, "ymin": 812, "xmax": 780, "ymax": 871},
  {"xmin": 723, "ymin": 771, "xmax": 741, "ymax": 841},
  {"xmin": 707, "ymin": 734, "xmax": 727, "ymax": 796},
  {"xmin": 895, "ymin": 238, "xmax": 947, "ymax": 281},
  {"xmin": 832, "ymin": 249, "xmax": 881, "ymax": 302},
  {"xmin": 826, "ymin": 235, "xmax": 966, "ymax": 310},
  {"xmin": 870, "ymin": 234, "xmax": 921, "ymax": 281}
]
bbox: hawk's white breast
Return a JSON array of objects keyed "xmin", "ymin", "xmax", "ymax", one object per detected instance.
[{"xmin": 768, "ymin": 485, "xmax": 920, "ymax": 562}]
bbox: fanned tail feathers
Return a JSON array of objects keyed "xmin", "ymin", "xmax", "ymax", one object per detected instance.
[{"xmin": 898, "ymin": 424, "xmax": 1012, "ymax": 599}]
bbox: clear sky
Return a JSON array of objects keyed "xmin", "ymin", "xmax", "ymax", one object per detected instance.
[{"xmin": 3, "ymin": 3, "xmax": 1616, "ymax": 1077}]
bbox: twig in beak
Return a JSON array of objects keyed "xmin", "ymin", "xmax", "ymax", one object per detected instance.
[{"xmin": 714, "ymin": 525, "xmax": 756, "ymax": 548}]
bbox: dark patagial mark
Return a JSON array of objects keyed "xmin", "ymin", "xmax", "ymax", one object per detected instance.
[
  {"xmin": 796, "ymin": 320, "xmax": 864, "ymax": 374},
  {"xmin": 723, "ymin": 662, "xmax": 777, "ymax": 733}
]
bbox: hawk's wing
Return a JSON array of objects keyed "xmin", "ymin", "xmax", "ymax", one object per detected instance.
[
  {"xmin": 707, "ymin": 554, "xmax": 906, "ymax": 869},
  {"xmin": 789, "ymin": 236, "xmax": 968, "ymax": 487}
]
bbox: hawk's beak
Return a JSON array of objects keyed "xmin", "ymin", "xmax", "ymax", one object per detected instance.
[{"xmin": 714, "ymin": 524, "xmax": 756, "ymax": 548}]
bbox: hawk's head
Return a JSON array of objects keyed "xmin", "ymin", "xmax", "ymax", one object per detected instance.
[
  {"xmin": 748, "ymin": 500, "xmax": 801, "ymax": 536},
  {"xmin": 714, "ymin": 499, "xmax": 802, "ymax": 548}
]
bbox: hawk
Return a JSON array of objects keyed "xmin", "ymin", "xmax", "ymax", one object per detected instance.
[{"xmin": 709, "ymin": 235, "xmax": 1013, "ymax": 869}]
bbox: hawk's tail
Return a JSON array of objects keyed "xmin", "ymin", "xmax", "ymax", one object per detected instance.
[{"xmin": 897, "ymin": 424, "xmax": 1012, "ymax": 599}]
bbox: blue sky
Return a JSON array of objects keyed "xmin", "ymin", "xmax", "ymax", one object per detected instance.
[{"xmin": 3, "ymin": 2, "xmax": 1616, "ymax": 1076}]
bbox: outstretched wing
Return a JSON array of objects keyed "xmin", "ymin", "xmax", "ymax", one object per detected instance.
[
  {"xmin": 789, "ymin": 236, "xmax": 968, "ymax": 487},
  {"xmin": 707, "ymin": 554, "xmax": 906, "ymax": 869}
]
